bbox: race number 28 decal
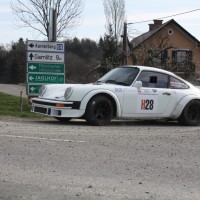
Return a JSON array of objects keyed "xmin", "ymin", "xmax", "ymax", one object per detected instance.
[
  {"xmin": 141, "ymin": 99, "xmax": 154, "ymax": 110},
  {"xmin": 137, "ymin": 95, "xmax": 158, "ymax": 113}
]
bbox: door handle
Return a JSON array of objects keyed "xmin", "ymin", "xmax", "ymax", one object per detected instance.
[{"xmin": 163, "ymin": 92, "xmax": 171, "ymax": 96}]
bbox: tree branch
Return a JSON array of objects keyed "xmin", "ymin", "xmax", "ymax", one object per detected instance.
[{"xmin": 10, "ymin": 0, "xmax": 84, "ymax": 39}]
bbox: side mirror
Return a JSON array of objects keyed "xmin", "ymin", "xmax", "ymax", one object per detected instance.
[{"xmin": 134, "ymin": 81, "xmax": 142, "ymax": 89}]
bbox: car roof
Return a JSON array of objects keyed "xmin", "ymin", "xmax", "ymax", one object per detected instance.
[
  {"xmin": 122, "ymin": 65, "xmax": 175, "ymax": 75},
  {"xmin": 122, "ymin": 65, "xmax": 174, "ymax": 76}
]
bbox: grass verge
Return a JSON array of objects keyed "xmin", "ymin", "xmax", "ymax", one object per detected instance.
[{"xmin": 0, "ymin": 92, "xmax": 47, "ymax": 118}]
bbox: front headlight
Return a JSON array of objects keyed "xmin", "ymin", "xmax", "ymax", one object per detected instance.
[
  {"xmin": 39, "ymin": 85, "xmax": 47, "ymax": 97},
  {"xmin": 64, "ymin": 87, "xmax": 73, "ymax": 99}
]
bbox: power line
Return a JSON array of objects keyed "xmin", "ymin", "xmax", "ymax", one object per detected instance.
[{"xmin": 128, "ymin": 8, "xmax": 200, "ymax": 25}]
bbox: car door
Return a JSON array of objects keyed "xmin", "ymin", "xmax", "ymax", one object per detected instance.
[{"xmin": 122, "ymin": 71, "xmax": 178, "ymax": 117}]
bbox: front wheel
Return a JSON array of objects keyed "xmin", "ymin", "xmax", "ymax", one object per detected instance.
[
  {"xmin": 85, "ymin": 96, "xmax": 113, "ymax": 126},
  {"xmin": 178, "ymin": 100, "xmax": 200, "ymax": 126}
]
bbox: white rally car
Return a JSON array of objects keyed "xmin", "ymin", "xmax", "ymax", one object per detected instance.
[{"xmin": 31, "ymin": 65, "xmax": 200, "ymax": 126}]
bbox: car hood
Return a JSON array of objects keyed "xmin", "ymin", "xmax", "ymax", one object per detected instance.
[{"xmin": 40, "ymin": 83, "xmax": 129, "ymax": 101}]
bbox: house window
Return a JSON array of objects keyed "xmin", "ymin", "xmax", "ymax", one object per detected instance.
[
  {"xmin": 172, "ymin": 49, "xmax": 192, "ymax": 64},
  {"xmin": 172, "ymin": 49, "xmax": 194, "ymax": 72},
  {"xmin": 147, "ymin": 49, "xmax": 168, "ymax": 65}
]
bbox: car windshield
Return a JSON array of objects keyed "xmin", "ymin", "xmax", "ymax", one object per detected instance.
[{"xmin": 96, "ymin": 67, "xmax": 139, "ymax": 86}]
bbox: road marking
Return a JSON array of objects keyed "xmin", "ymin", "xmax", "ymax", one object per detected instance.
[{"xmin": 0, "ymin": 134, "xmax": 85, "ymax": 143}]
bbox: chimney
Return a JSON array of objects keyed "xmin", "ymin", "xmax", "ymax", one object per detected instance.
[{"xmin": 149, "ymin": 19, "xmax": 163, "ymax": 31}]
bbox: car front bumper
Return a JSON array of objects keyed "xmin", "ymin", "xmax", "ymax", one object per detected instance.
[{"xmin": 31, "ymin": 98, "xmax": 85, "ymax": 118}]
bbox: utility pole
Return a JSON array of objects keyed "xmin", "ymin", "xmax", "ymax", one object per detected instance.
[
  {"xmin": 122, "ymin": 22, "xmax": 128, "ymax": 65},
  {"xmin": 48, "ymin": 8, "xmax": 57, "ymax": 42}
]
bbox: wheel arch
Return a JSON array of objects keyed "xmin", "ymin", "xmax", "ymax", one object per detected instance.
[
  {"xmin": 178, "ymin": 99, "xmax": 200, "ymax": 126},
  {"xmin": 80, "ymin": 90, "xmax": 122, "ymax": 118},
  {"xmin": 171, "ymin": 95, "xmax": 200, "ymax": 119}
]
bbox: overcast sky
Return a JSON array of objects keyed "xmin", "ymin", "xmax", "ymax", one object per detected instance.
[{"xmin": 0, "ymin": 0, "xmax": 200, "ymax": 45}]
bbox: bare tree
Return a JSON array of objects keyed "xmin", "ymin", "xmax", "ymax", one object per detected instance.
[
  {"xmin": 102, "ymin": 0, "xmax": 125, "ymax": 40},
  {"xmin": 10, "ymin": 0, "xmax": 84, "ymax": 39}
]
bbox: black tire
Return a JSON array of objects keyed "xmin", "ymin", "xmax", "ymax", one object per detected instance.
[
  {"xmin": 85, "ymin": 96, "xmax": 113, "ymax": 126},
  {"xmin": 178, "ymin": 100, "xmax": 200, "ymax": 126},
  {"xmin": 54, "ymin": 117, "xmax": 72, "ymax": 122}
]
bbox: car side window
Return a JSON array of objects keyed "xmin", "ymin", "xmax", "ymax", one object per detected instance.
[
  {"xmin": 136, "ymin": 71, "xmax": 169, "ymax": 88},
  {"xmin": 169, "ymin": 76, "xmax": 189, "ymax": 89}
]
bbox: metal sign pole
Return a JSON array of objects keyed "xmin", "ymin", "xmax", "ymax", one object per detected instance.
[{"xmin": 48, "ymin": 8, "xmax": 57, "ymax": 42}]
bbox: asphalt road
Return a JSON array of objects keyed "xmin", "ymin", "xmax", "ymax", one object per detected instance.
[
  {"xmin": 0, "ymin": 117, "xmax": 200, "ymax": 200},
  {"xmin": 0, "ymin": 84, "xmax": 27, "ymax": 97}
]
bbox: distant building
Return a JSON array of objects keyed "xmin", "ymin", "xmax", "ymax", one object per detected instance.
[{"xmin": 129, "ymin": 19, "xmax": 200, "ymax": 80}]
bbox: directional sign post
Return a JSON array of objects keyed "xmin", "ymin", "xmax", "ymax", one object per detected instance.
[
  {"xmin": 26, "ymin": 40, "xmax": 65, "ymax": 96},
  {"xmin": 27, "ymin": 40, "xmax": 64, "ymax": 52},
  {"xmin": 27, "ymin": 63, "xmax": 65, "ymax": 73},
  {"xmin": 28, "ymin": 84, "xmax": 43, "ymax": 95},
  {"xmin": 27, "ymin": 52, "xmax": 65, "ymax": 63},
  {"xmin": 27, "ymin": 73, "xmax": 65, "ymax": 84}
]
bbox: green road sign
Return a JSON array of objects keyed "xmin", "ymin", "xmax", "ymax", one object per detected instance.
[
  {"xmin": 27, "ymin": 84, "xmax": 43, "ymax": 95},
  {"xmin": 28, "ymin": 73, "xmax": 65, "ymax": 84},
  {"xmin": 27, "ymin": 62, "xmax": 65, "ymax": 73}
]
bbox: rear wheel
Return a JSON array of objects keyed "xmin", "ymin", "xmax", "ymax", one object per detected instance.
[
  {"xmin": 85, "ymin": 96, "xmax": 113, "ymax": 126},
  {"xmin": 178, "ymin": 100, "xmax": 200, "ymax": 126}
]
